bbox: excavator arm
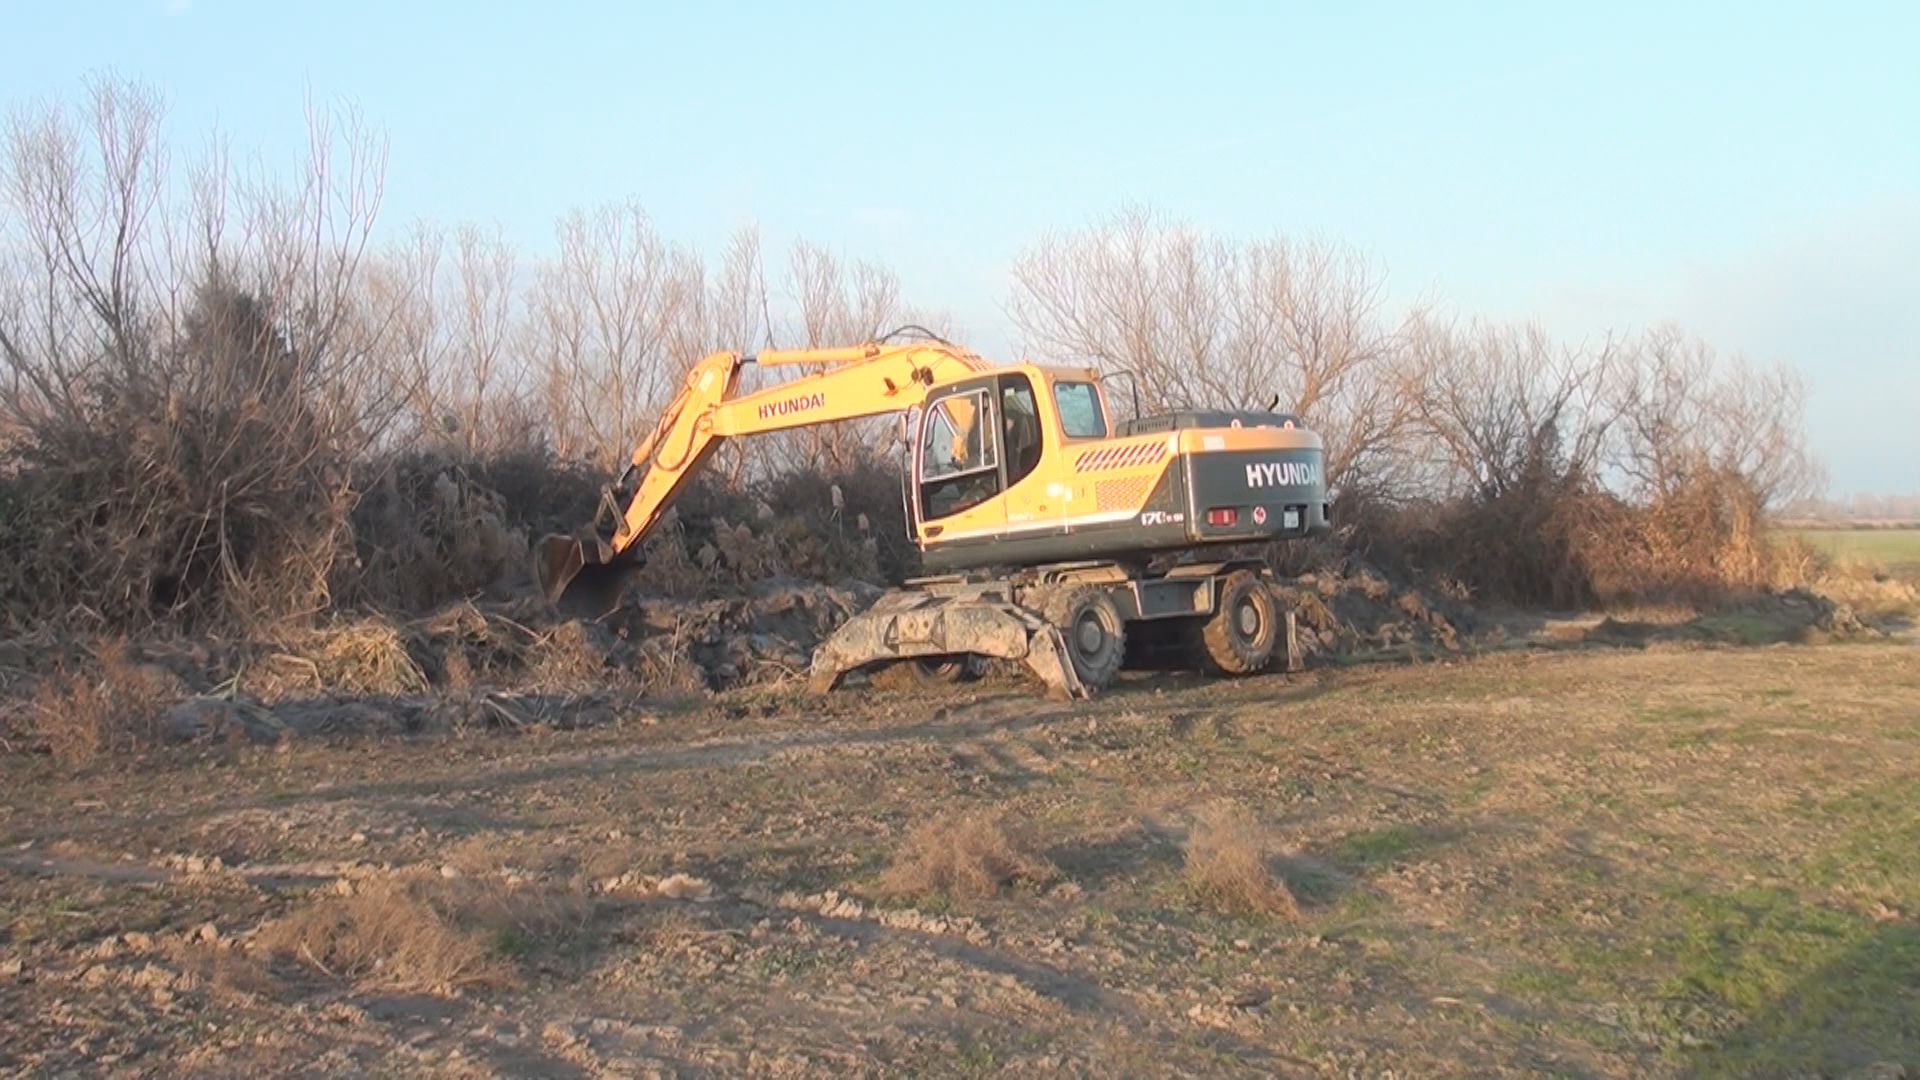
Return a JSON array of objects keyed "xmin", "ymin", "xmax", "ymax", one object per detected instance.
[{"xmin": 535, "ymin": 341, "xmax": 990, "ymax": 612}]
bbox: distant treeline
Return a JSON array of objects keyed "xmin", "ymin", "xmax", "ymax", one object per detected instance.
[{"xmin": 1780, "ymin": 495, "xmax": 1920, "ymax": 524}]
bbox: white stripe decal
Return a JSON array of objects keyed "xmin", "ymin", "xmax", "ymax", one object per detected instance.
[{"xmin": 930, "ymin": 508, "xmax": 1141, "ymax": 542}]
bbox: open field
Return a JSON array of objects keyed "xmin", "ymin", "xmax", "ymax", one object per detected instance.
[
  {"xmin": 3, "ymin": 637, "xmax": 1917, "ymax": 1077},
  {"xmin": 1794, "ymin": 527, "xmax": 1920, "ymax": 578}
]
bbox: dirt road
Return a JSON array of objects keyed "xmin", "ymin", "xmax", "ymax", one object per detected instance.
[{"xmin": 3, "ymin": 640, "xmax": 1917, "ymax": 1077}]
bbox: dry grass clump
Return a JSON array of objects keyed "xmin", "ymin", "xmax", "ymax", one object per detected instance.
[
  {"xmin": 529, "ymin": 621, "xmax": 607, "ymax": 690},
  {"xmin": 1183, "ymin": 802, "xmax": 1299, "ymax": 920},
  {"xmin": 878, "ymin": 812, "xmax": 1055, "ymax": 900},
  {"xmin": 3, "ymin": 642, "xmax": 184, "ymax": 765},
  {"xmin": 258, "ymin": 868, "xmax": 590, "ymax": 995},
  {"xmin": 1811, "ymin": 560, "xmax": 1920, "ymax": 622},
  {"xmin": 632, "ymin": 633, "xmax": 709, "ymax": 698},
  {"xmin": 244, "ymin": 618, "xmax": 428, "ymax": 701},
  {"xmin": 258, "ymin": 875, "xmax": 509, "ymax": 994},
  {"xmin": 410, "ymin": 601, "xmax": 546, "ymax": 688}
]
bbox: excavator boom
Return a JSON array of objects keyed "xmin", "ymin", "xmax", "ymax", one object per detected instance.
[{"xmin": 535, "ymin": 341, "xmax": 992, "ymax": 612}]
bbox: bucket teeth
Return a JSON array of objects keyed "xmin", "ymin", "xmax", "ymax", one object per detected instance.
[{"xmin": 809, "ymin": 595, "xmax": 1088, "ymax": 699}]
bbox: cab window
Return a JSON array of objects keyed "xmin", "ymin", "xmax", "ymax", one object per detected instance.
[
  {"xmin": 919, "ymin": 389, "xmax": 999, "ymax": 520},
  {"xmin": 1054, "ymin": 381, "xmax": 1107, "ymax": 439},
  {"xmin": 1000, "ymin": 375, "xmax": 1042, "ymax": 486},
  {"xmin": 920, "ymin": 390, "xmax": 996, "ymax": 479}
]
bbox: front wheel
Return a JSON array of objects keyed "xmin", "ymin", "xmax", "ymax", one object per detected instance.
[
  {"xmin": 1041, "ymin": 585, "xmax": 1127, "ymax": 692},
  {"xmin": 1198, "ymin": 571, "xmax": 1279, "ymax": 675}
]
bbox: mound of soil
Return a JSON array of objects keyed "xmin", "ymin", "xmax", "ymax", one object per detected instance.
[
  {"xmin": 1586, "ymin": 588, "xmax": 1876, "ymax": 649},
  {"xmin": 11, "ymin": 557, "xmax": 1894, "ymax": 760},
  {"xmin": 1272, "ymin": 566, "xmax": 1476, "ymax": 659}
]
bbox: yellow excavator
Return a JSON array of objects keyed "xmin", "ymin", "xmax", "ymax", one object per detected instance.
[{"xmin": 536, "ymin": 336, "xmax": 1330, "ymax": 697}]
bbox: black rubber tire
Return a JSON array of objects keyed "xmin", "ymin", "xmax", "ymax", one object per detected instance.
[
  {"xmin": 1041, "ymin": 585, "xmax": 1126, "ymax": 692},
  {"xmin": 903, "ymin": 655, "xmax": 984, "ymax": 685},
  {"xmin": 1199, "ymin": 571, "xmax": 1279, "ymax": 675},
  {"xmin": 872, "ymin": 655, "xmax": 982, "ymax": 689}
]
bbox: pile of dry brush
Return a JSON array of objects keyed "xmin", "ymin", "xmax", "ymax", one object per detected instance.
[
  {"xmin": 0, "ymin": 280, "xmax": 1830, "ymax": 673},
  {"xmin": 1343, "ymin": 463, "xmax": 1796, "ymax": 610},
  {"xmin": 0, "ymin": 283, "xmax": 908, "ymax": 638}
]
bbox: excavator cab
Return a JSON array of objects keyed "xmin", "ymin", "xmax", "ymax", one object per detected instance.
[{"xmin": 906, "ymin": 369, "xmax": 1059, "ymax": 538}]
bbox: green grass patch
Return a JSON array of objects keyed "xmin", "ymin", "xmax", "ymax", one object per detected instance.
[
  {"xmin": 1661, "ymin": 886, "xmax": 1855, "ymax": 1013},
  {"xmin": 1792, "ymin": 527, "xmax": 1920, "ymax": 577},
  {"xmin": 1638, "ymin": 703, "xmax": 1725, "ymax": 724},
  {"xmin": 1335, "ymin": 824, "xmax": 1426, "ymax": 867},
  {"xmin": 1660, "ymin": 886, "xmax": 1920, "ymax": 1075},
  {"xmin": 1498, "ymin": 963, "xmax": 1581, "ymax": 997},
  {"xmin": 1800, "ymin": 784, "xmax": 1920, "ymax": 895}
]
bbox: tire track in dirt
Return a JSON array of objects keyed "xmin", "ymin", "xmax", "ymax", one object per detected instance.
[{"xmin": 6, "ymin": 692, "xmax": 1087, "ymax": 846}]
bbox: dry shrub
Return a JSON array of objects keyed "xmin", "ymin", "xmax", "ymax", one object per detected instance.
[
  {"xmin": 1183, "ymin": 802, "xmax": 1299, "ymax": 920},
  {"xmin": 258, "ymin": 875, "xmax": 511, "ymax": 994},
  {"xmin": 0, "ymin": 283, "xmax": 368, "ymax": 634},
  {"xmin": 345, "ymin": 447, "xmax": 608, "ymax": 613},
  {"xmin": 244, "ymin": 618, "xmax": 428, "ymax": 701},
  {"xmin": 630, "ymin": 514, "xmax": 714, "ymax": 599},
  {"xmin": 348, "ymin": 454, "xmax": 524, "ymax": 610},
  {"xmin": 626, "ymin": 461, "xmax": 911, "ymax": 600},
  {"xmin": 1371, "ymin": 466, "xmax": 1796, "ymax": 610},
  {"xmin": 461, "ymin": 445, "xmax": 605, "ymax": 539},
  {"xmin": 878, "ymin": 812, "xmax": 1055, "ymax": 900},
  {"xmin": 4, "ymin": 641, "xmax": 182, "ymax": 765},
  {"xmin": 1810, "ymin": 561, "xmax": 1920, "ymax": 622},
  {"xmin": 760, "ymin": 460, "xmax": 915, "ymax": 583},
  {"xmin": 1580, "ymin": 468, "xmax": 1781, "ymax": 604},
  {"xmin": 259, "ymin": 867, "xmax": 589, "ymax": 995}
]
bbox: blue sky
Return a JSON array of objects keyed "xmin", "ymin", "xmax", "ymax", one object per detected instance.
[{"xmin": 7, "ymin": 1, "xmax": 1917, "ymax": 493}]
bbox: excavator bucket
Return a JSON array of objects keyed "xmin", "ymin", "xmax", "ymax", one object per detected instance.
[
  {"xmin": 809, "ymin": 592, "xmax": 1089, "ymax": 700},
  {"xmin": 535, "ymin": 533, "xmax": 643, "ymax": 619}
]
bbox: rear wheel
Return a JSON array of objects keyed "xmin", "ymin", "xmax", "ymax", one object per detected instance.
[
  {"xmin": 873, "ymin": 655, "xmax": 984, "ymax": 688},
  {"xmin": 1199, "ymin": 570, "xmax": 1279, "ymax": 675},
  {"xmin": 1041, "ymin": 585, "xmax": 1126, "ymax": 692}
]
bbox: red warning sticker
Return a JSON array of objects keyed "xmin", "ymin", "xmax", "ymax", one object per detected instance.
[{"xmin": 1252, "ymin": 505, "xmax": 1268, "ymax": 525}]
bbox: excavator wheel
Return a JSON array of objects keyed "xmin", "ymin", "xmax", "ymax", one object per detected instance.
[
  {"xmin": 1197, "ymin": 570, "xmax": 1279, "ymax": 675},
  {"xmin": 872, "ymin": 655, "xmax": 985, "ymax": 689},
  {"xmin": 1040, "ymin": 585, "xmax": 1126, "ymax": 692}
]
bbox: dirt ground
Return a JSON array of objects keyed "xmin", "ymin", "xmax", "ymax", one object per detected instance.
[{"xmin": 3, "ymin": 635, "xmax": 1918, "ymax": 1078}]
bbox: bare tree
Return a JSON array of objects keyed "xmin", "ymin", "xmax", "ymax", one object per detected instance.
[
  {"xmin": 1008, "ymin": 206, "xmax": 1411, "ymax": 492},
  {"xmin": 1408, "ymin": 315, "xmax": 1619, "ymax": 501},
  {"xmin": 0, "ymin": 77, "xmax": 395, "ymax": 629},
  {"xmin": 362, "ymin": 222, "xmax": 526, "ymax": 454},
  {"xmin": 1, "ymin": 77, "xmax": 170, "ymax": 409},
  {"xmin": 746, "ymin": 240, "xmax": 907, "ymax": 476},
  {"xmin": 702, "ymin": 226, "xmax": 771, "ymax": 483},
  {"xmin": 1610, "ymin": 326, "xmax": 1816, "ymax": 508},
  {"xmin": 523, "ymin": 201, "xmax": 704, "ymax": 468}
]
